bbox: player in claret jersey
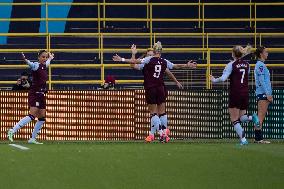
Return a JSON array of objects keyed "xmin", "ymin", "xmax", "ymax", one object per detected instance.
[
  {"xmin": 113, "ymin": 41, "xmax": 197, "ymax": 143},
  {"xmin": 210, "ymin": 45, "xmax": 260, "ymax": 145},
  {"xmin": 7, "ymin": 50, "xmax": 54, "ymax": 144}
]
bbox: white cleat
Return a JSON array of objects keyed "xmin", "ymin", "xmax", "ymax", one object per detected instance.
[
  {"xmin": 28, "ymin": 138, "xmax": 43, "ymax": 144},
  {"xmin": 254, "ymin": 140, "xmax": 271, "ymax": 144},
  {"xmin": 7, "ymin": 129, "xmax": 14, "ymax": 142}
]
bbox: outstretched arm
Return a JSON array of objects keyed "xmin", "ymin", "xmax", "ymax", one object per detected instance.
[
  {"xmin": 166, "ymin": 59, "xmax": 197, "ymax": 70},
  {"xmin": 210, "ymin": 62, "xmax": 233, "ymax": 83},
  {"xmin": 112, "ymin": 54, "xmax": 141, "ymax": 64},
  {"xmin": 172, "ymin": 60, "xmax": 197, "ymax": 69}
]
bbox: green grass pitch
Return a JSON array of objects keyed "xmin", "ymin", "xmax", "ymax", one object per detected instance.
[{"xmin": 1, "ymin": 141, "xmax": 283, "ymax": 189}]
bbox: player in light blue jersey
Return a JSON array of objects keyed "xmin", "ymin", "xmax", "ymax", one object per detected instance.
[{"xmin": 254, "ymin": 46, "xmax": 272, "ymax": 144}]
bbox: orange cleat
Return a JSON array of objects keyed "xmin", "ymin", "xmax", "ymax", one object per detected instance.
[
  {"xmin": 165, "ymin": 136, "xmax": 170, "ymax": 143},
  {"xmin": 165, "ymin": 128, "xmax": 170, "ymax": 136},
  {"xmin": 145, "ymin": 134, "xmax": 154, "ymax": 142}
]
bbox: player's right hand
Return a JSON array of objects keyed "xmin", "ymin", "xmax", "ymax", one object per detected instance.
[
  {"xmin": 21, "ymin": 52, "xmax": 26, "ymax": 60},
  {"xmin": 112, "ymin": 54, "xmax": 122, "ymax": 62}
]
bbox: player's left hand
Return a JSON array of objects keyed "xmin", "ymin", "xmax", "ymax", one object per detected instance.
[
  {"xmin": 187, "ymin": 60, "xmax": 197, "ymax": 68},
  {"xmin": 176, "ymin": 81, "xmax": 184, "ymax": 89},
  {"xmin": 112, "ymin": 54, "xmax": 122, "ymax": 62},
  {"xmin": 48, "ymin": 52, "xmax": 55, "ymax": 60},
  {"xmin": 210, "ymin": 75, "xmax": 215, "ymax": 82}
]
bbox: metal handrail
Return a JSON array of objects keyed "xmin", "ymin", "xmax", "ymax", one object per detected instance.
[{"xmin": 0, "ymin": 2, "xmax": 284, "ymax": 88}]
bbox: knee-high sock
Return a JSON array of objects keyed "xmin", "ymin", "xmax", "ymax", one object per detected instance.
[
  {"xmin": 12, "ymin": 114, "xmax": 35, "ymax": 133},
  {"xmin": 159, "ymin": 113, "xmax": 167, "ymax": 134},
  {"xmin": 31, "ymin": 118, "xmax": 45, "ymax": 139},
  {"xmin": 255, "ymin": 129, "xmax": 263, "ymax": 141},
  {"xmin": 150, "ymin": 114, "xmax": 161, "ymax": 135},
  {"xmin": 233, "ymin": 120, "xmax": 246, "ymax": 142}
]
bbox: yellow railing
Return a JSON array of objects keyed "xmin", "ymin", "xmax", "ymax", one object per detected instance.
[
  {"xmin": 1, "ymin": 35, "xmax": 284, "ymax": 89},
  {"xmin": 1, "ymin": 2, "xmax": 284, "ymax": 88},
  {"xmin": 0, "ymin": 2, "xmax": 284, "ymax": 44}
]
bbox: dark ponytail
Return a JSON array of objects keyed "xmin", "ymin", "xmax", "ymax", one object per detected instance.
[
  {"xmin": 38, "ymin": 50, "xmax": 47, "ymax": 57},
  {"xmin": 254, "ymin": 46, "xmax": 266, "ymax": 59}
]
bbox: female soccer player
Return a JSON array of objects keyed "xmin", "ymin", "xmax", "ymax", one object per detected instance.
[
  {"xmin": 210, "ymin": 45, "xmax": 259, "ymax": 145},
  {"xmin": 254, "ymin": 46, "xmax": 271, "ymax": 144},
  {"xmin": 113, "ymin": 41, "xmax": 196, "ymax": 142},
  {"xmin": 8, "ymin": 50, "xmax": 54, "ymax": 144},
  {"xmin": 129, "ymin": 45, "xmax": 183, "ymax": 141}
]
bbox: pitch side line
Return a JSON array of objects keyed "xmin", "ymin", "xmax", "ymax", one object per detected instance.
[{"xmin": 9, "ymin": 144, "xmax": 30, "ymax": 150}]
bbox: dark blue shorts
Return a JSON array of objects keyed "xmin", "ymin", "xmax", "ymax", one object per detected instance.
[{"xmin": 257, "ymin": 93, "xmax": 268, "ymax": 101}]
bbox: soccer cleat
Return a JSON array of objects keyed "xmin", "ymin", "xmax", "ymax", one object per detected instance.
[
  {"xmin": 252, "ymin": 113, "xmax": 260, "ymax": 128},
  {"xmin": 165, "ymin": 128, "xmax": 170, "ymax": 136},
  {"xmin": 28, "ymin": 138, "xmax": 43, "ymax": 144},
  {"xmin": 145, "ymin": 134, "xmax": 154, "ymax": 142},
  {"xmin": 254, "ymin": 140, "xmax": 271, "ymax": 144},
  {"xmin": 164, "ymin": 136, "xmax": 170, "ymax": 143},
  {"xmin": 7, "ymin": 129, "xmax": 14, "ymax": 142},
  {"xmin": 240, "ymin": 140, "xmax": 249, "ymax": 146}
]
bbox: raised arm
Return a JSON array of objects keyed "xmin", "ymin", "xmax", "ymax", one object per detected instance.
[
  {"xmin": 131, "ymin": 44, "xmax": 137, "ymax": 60},
  {"xmin": 22, "ymin": 52, "xmax": 38, "ymax": 71},
  {"xmin": 22, "ymin": 52, "xmax": 30, "ymax": 64},
  {"xmin": 46, "ymin": 52, "xmax": 54, "ymax": 67},
  {"xmin": 129, "ymin": 45, "xmax": 141, "ymax": 70},
  {"xmin": 113, "ymin": 44, "xmax": 145, "ymax": 64}
]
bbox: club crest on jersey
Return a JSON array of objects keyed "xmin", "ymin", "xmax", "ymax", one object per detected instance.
[{"xmin": 259, "ymin": 66, "xmax": 263, "ymax": 72}]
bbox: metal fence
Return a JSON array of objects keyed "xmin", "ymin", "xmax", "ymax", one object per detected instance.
[{"xmin": 0, "ymin": 90, "xmax": 283, "ymax": 140}]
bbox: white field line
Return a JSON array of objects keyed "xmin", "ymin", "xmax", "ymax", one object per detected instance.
[{"xmin": 9, "ymin": 144, "xmax": 30, "ymax": 150}]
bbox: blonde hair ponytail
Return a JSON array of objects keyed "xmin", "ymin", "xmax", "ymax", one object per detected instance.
[
  {"xmin": 153, "ymin": 41, "xmax": 162, "ymax": 53},
  {"xmin": 232, "ymin": 44, "xmax": 252, "ymax": 58},
  {"xmin": 242, "ymin": 44, "xmax": 252, "ymax": 56}
]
